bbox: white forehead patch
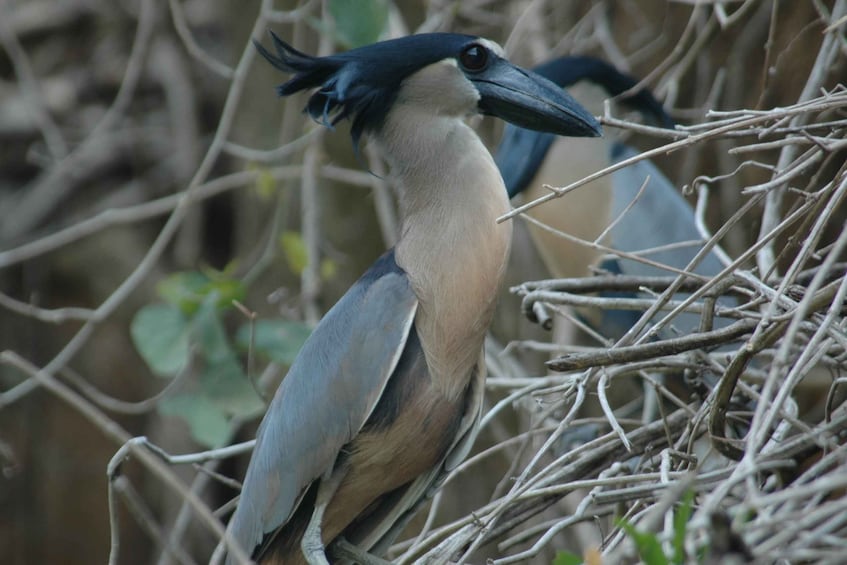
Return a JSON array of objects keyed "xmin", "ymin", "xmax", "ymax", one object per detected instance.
[{"xmin": 476, "ymin": 38, "xmax": 505, "ymax": 58}]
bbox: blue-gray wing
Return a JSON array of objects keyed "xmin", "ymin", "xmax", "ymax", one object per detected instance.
[
  {"xmin": 608, "ymin": 143, "xmax": 723, "ymax": 279},
  {"xmin": 228, "ymin": 250, "xmax": 418, "ymax": 558},
  {"xmin": 495, "ymin": 124, "xmax": 557, "ymax": 199},
  {"xmin": 603, "ymin": 143, "xmax": 729, "ymax": 336}
]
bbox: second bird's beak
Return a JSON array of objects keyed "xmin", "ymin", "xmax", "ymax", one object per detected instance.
[{"xmin": 473, "ymin": 58, "xmax": 601, "ymax": 138}]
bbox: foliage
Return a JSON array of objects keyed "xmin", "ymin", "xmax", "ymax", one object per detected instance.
[
  {"xmin": 328, "ymin": 0, "xmax": 388, "ymax": 48},
  {"xmin": 553, "ymin": 550, "xmax": 585, "ymax": 565},
  {"xmin": 3, "ymin": 1, "xmax": 847, "ymax": 564},
  {"xmin": 130, "ymin": 270, "xmax": 309, "ymax": 447}
]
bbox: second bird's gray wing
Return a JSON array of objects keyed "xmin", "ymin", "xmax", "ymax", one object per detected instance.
[
  {"xmin": 603, "ymin": 143, "xmax": 729, "ymax": 336},
  {"xmin": 495, "ymin": 124, "xmax": 557, "ymax": 199},
  {"xmin": 608, "ymin": 143, "xmax": 724, "ymax": 279},
  {"xmin": 229, "ymin": 250, "xmax": 419, "ymax": 559}
]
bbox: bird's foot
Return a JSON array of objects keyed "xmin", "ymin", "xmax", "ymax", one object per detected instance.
[
  {"xmin": 301, "ymin": 494, "xmax": 330, "ymax": 565},
  {"xmin": 301, "ymin": 531, "xmax": 330, "ymax": 565},
  {"xmin": 330, "ymin": 538, "xmax": 393, "ymax": 565}
]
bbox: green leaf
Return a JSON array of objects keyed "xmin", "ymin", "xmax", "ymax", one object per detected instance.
[
  {"xmin": 191, "ymin": 294, "xmax": 233, "ymax": 364},
  {"xmin": 672, "ymin": 491, "xmax": 695, "ymax": 564},
  {"xmin": 279, "ymin": 231, "xmax": 308, "ymax": 275},
  {"xmin": 130, "ymin": 304, "xmax": 190, "ymax": 378},
  {"xmin": 157, "ymin": 271, "xmax": 245, "ymax": 315},
  {"xmin": 619, "ymin": 520, "xmax": 669, "ymax": 565},
  {"xmin": 204, "ymin": 276, "xmax": 245, "ymax": 308},
  {"xmin": 552, "ymin": 550, "xmax": 583, "ymax": 565},
  {"xmin": 329, "ymin": 0, "xmax": 388, "ymax": 48},
  {"xmin": 253, "ymin": 166, "xmax": 277, "ymax": 199},
  {"xmin": 202, "ymin": 359, "xmax": 265, "ymax": 418},
  {"xmin": 157, "ymin": 271, "xmax": 209, "ymax": 314},
  {"xmin": 236, "ymin": 319, "xmax": 312, "ymax": 365},
  {"xmin": 159, "ymin": 394, "xmax": 230, "ymax": 448},
  {"xmin": 191, "ymin": 296, "xmax": 265, "ymax": 418},
  {"xmin": 320, "ymin": 258, "xmax": 337, "ymax": 281}
]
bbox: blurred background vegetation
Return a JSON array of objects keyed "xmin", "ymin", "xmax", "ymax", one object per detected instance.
[{"xmin": 1, "ymin": 1, "xmax": 845, "ymax": 564}]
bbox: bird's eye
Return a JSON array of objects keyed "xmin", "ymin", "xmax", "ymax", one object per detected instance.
[{"xmin": 459, "ymin": 44, "xmax": 489, "ymax": 72}]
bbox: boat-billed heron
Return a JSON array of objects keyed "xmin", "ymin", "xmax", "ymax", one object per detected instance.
[
  {"xmin": 227, "ymin": 33, "xmax": 600, "ymax": 564},
  {"xmin": 496, "ymin": 56, "xmax": 726, "ymax": 340}
]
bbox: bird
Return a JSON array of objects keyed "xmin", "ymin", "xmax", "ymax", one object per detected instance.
[
  {"xmin": 495, "ymin": 55, "xmax": 727, "ymax": 341},
  {"xmin": 227, "ymin": 32, "xmax": 600, "ymax": 565}
]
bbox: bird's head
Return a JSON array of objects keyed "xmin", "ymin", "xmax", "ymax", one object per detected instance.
[
  {"xmin": 255, "ymin": 32, "xmax": 601, "ymax": 149},
  {"xmin": 496, "ymin": 55, "xmax": 673, "ymax": 198},
  {"xmin": 533, "ymin": 56, "xmax": 674, "ymax": 128}
]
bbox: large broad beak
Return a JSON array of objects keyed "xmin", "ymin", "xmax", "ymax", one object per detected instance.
[{"xmin": 473, "ymin": 58, "xmax": 601, "ymax": 138}]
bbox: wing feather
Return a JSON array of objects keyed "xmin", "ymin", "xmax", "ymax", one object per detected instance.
[
  {"xmin": 229, "ymin": 250, "xmax": 418, "ymax": 558},
  {"xmin": 349, "ymin": 353, "xmax": 487, "ymax": 555}
]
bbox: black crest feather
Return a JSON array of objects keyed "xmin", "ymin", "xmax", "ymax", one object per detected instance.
[{"xmin": 255, "ymin": 31, "xmax": 477, "ymax": 148}]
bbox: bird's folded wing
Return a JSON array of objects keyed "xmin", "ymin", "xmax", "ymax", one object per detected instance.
[
  {"xmin": 495, "ymin": 124, "xmax": 557, "ymax": 199},
  {"xmin": 229, "ymin": 250, "xmax": 418, "ymax": 556},
  {"xmin": 349, "ymin": 351, "xmax": 487, "ymax": 556}
]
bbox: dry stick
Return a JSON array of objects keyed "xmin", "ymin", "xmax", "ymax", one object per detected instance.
[
  {"xmin": 504, "ymin": 182, "xmax": 840, "ymax": 552},
  {"xmin": 61, "ymin": 364, "xmax": 192, "ymax": 416},
  {"xmin": 6, "ymin": 5, "xmax": 275, "ymax": 562},
  {"xmin": 466, "ymin": 411, "xmax": 694, "ymax": 562},
  {"xmin": 0, "ymin": 167, "xmax": 301, "ymax": 269},
  {"xmin": 156, "ymin": 427, "xmax": 243, "ymax": 565},
  {"xmin": 365, "ymin": 144, "xmax": 399, "ymax": 247},
  {"xmin": 113, "ymin": 475, "xmax": 199, "ymax": 565},
  {"xmin": 299, "ymin": 133, "xmax": 324, "ymax": 326},
  {"xmin": 753, "ymin": 230, "xmax": 847, "ymax": 452},
  {"xmin": 497, "ymin": 92, "xmax": 847, "ymax": 223},
  {"xmin": 400, "ymin": 382, "xmax": 587, "ymax": 564},
  {"xmin": 38, "ymin": 0, "xmax": 272, "ymax": 381},
  {"xmin": 408, "ymin": 410, "xmax": 681, "ymax": 562},
  {"xmin": 516, "ymin": 274, "xmax": 740, "ymax": 294},
  {"xmin": 598, "ymin": 370, "xmax": 632, "ymax": 451},
  {"xmin": 267, "ymin": 0, "xmax": 320, "ymax": 24},
  {"xmin": 0, "ymin": 291, "xmax": 94, "ymax": 323},
  {"xmin": 517, "ymin": 214, "xmax": 715, "ymax": 283},
  {"xmin": 726, "ymin": 174, "xmax": 846, "ymax": 452},
  {"xmin": 755, "ymin": 0, "xmax": 847, "ymax": 275},
  {"xmin": 0, "ymin": 170, "xmax": 298, "ymax": 409},
  {"xmin": 515, "ymin": 126, "xmax": 831, "ymax": 370},
  {"xmin": 701, "ymin": 280, "xmax": 847, "ymax": 506},
  {"xmin": 744, "ymin": 145, "xmax": 824, "ymax": 194},
  {"xmin": 2, "ymin": 0, "xmax": 156, "ymax": 240},
  {"xmin": 713, "ymin": 0, "xmax": 762, "ymax": 28},
  {"xmin": 627, "ymin": 0, "xmax": 704, "ymax": 105},
  {"xmin": 242, "ymin": 184, "xmax": 291, "ymax": 287},
  {"xmin": 494, "ymin": 464, "xmax": 630, "ymax": 565},
  {"xmin": 522, "ymin": 289, "xmax": 743, "ymax": 321},
  {"xmin": 0, "ymin": 351, "xmax": 252, "ymax": 565},
  {"xmin": 759, "ymin": 502, "xmax": 847, "ymax": 559},
  {"xmin": 320, "ymin": 164, "xmax": 377, "ymax": 186},
  {"xmin": 635, "ymin": 186, "xmax": 817, "ymax": 347},
  {"xmin": 0, "ymin": 13, "xmax": 67, "ymax": 159},
  {"xmin": 223, "ymin": 128, "xmax": 320, "ymax": 162},
  {"xmin": 167, "ymin": 0, "xmax": 234, "ymax": 78},
  {"xmin": 662, "ymin": 11, "xmax": 718, "ymax": 108},
  {"xmin": 766, "ymin": 439, "xmax": 847, "ymax": 526},
  {"xmin": 708, "ymin": 318, "xmax": 789, "ymax": 461},
  {"xmin": 298, "ymin": 8, "xmax": 334, "ymax": 327},
  {"xmin": 548, "ymin": 318, "xmax": 758, "ymax": 371}
]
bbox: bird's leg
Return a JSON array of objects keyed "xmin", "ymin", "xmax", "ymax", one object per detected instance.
[
  {"xmin": 301, "ymin": 468, "xmax": 346, "ymax": 565},
  {"xmin": 330, "ymin": 538, "xmax": 393, "ymax": 565}
]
